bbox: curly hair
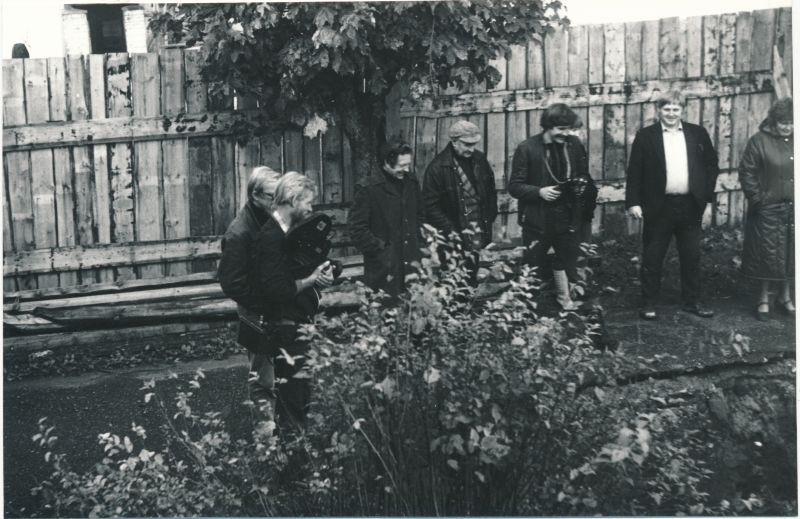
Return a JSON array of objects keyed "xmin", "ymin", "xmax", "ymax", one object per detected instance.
[{"xmin": 540, "ymin": 104, "xmax": 582, "ymax": 130}]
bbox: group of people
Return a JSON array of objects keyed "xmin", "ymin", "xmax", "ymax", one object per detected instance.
[{"xmin": 218, "ymin": 92, "xmax": 794, "ymax": 432}]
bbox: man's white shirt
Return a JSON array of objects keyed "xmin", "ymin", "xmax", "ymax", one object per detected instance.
[{"xmin": 662, "ymin": 121, "xmax": 690, "ymax": 195}]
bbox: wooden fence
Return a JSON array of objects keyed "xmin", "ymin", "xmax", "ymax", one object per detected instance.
[
  {"xmin": 3, "ymin": 48, "xmax": 357, "ymax": 294},
  {"xmin": 397, "ymin": 7, "xmax": 793, "ymax": 243},
  {"xmin": 2, "ymin": 7, "xmax": 793, "ymax": 296}
]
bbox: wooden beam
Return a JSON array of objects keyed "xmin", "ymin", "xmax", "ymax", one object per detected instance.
[
  {"xmin": 400, "ymin": 71, "xmax": 774, "ymax": 117},
  {"xmin": 2, "ymin": 109, "xmax": 271, "ymax": 152}
]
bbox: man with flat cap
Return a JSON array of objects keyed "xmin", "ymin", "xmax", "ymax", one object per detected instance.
[{"xmin": 422, "ymin": 120, "xmax": 498, "ymax": 285}]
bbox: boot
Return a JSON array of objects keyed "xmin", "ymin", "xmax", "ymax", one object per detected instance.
[{"xmin": 553, "ymin": 269, "xmax": 580, "ymax": 310}]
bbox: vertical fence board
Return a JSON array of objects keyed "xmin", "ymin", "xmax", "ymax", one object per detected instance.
[
  {"xmin": 715, "ymin": 191, "xmax": 730, "ymax": 226},
  {"xmin": 545, "ymin": 27, "xmax": 569, "ymax": 87},
  {"xmin": 303, "ymin": 134, "xmax": 322, "ymax": 196},
  {"xmin": 26, "ymin": 59, "xmax": 59, "ymax": 288},
  {"xmin": 161, "ymin": 48, "xmax": 190, "ymax": 276},
  {"xmin": 603, "ymin": 23, "xmax": 626, "ymax": 83},
  {"xmin": 625, "ymin": 103, "xmax": 642, "ymax": 159},
  {"xmin": 685, "ymin": 98, "xmax": 701, "ymax": 124},
  {"xmin": 751, "ymin": 10, "xmax": 776, "ymax": 71},
  {"xmin": 184, "ymin": 48, "xmax": 208, "ymax": 113},
  {"xmin": 572, "ymin": 107, "xmax": 589, "ymax": 145},
  {"xmin": 341, "ymin": 133, "xmax": 356, "ymax": 201},
  {"xmin": 2, "ymin": 154, "xmax": 15, "ymax": 291},
  {"xmin": 235, "ymin": 137, "xmax": 260, "ymax": 210},
  {"xmin": 106, "ymin": 53, "xmax": 135, "ymax": 280},
  {"xmin": 719, "ymin": 13, "xmax": 737, "ymax": 75},
  {"xmin": 717, "ymin": 96, "xmax": 734, "ymax": 171},
  {"xmin": 507, "ymin": 44, "xmax": 527, "ymax": 90},
  {"xmin": 322, "ymin": 126, "xmax": 344, "ymax": 204},
  {"xmin": 686, "ymin": 16, "xmax": 703, "ymax": 78},
  {"xmin": 588, "ymin": 106, "xmax": 604, "ymax": 180},
  {"xmin": 659, "ymin": 17, "xmax": 686, "ymax": 79},
  {"xmin": 506, "ymin": 111, "xmax": 527, "ymax": 183},
  {"xmin": 624, "ymin": 21, "xmax": 643, "ymax": 82},
  {"xmin": 603, "ymin": 105, "xmax": 626, "ymax": 179},
  {"xmin": 47, "ymin": 58, "xmax": 68, "ymax": 122},
  {"xmin": 588, "ymin": 25, "xmax": 604, "ymax": 84},
  {"xmin": 488, "ymin": 56, "xmax": 507, "ymax": 92},
  {"xmin": 568, "ymin": 25, "xmax": 589, "ymax": 86},
  {"xmin": 701, "ymin": 98, "xmax": 719, "ymax": 157},
  {"xmin": 702, "ymin": 15, "xmax": 721, "ymax": 77},
  {"xmin": 131, "ymin": 53, "xmax": 164, "ymax": 279},
  {"xmin": 212, "ymin": 137, "xmax": 236, "ymax": 235},
  {"xmin": 188, "ymin": 137, "xmax": 215, "ymax": 272},
  {"xmin": 735, "ymin": 12, "xmax": 754, "ymax": 73},
  {"xmin": 527, "ymin": 36, "xmax": 545, "ymax": 88},
  {"xmin": 415, "ymin": 117, "xmax": 438, "ymax": 186},
  {"xmin": 88, "ymin": 54, "xmax": 113, "ymax": 282},
  {"xmin": 259, "ymin": 133, "xmax": 284, "ymax": 173},
  {"xmin": 731, "ymin": 94, "xmax": 752, "ymax": 171},
  {"xmin": 52, "ymin": 149, "xmax": 76, "ymax": 285},
  {"xmin": 486, "ymin": 113, "xmax": 506, "ymax": 190},
  {"xmin": 729, "ymin": 191, "xmax": 744, "ymax": 226},
  {"xmin": 284, "ymin": 129, "xmax": 303, "ymax": 172},
  {"xmin": 777, "ymin": 8, "xmax": 792, "ymax": 90},
  {"xmin": 2, "ymin": 59, "xmax": 26, "ymax": 124},
  {"xmin": 641, "ymin": 20, "xmax": 660, "ymax": 80}
]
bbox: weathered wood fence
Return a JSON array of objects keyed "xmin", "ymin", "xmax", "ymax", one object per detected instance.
[
  {"xmin": 398, "ymin": 7, "xmax": 793, "ymax": 242},
  {"xmin": 2, "ymin": 7, "xmax": 793, "ymax": 297},
  {"xmin": 3, "ymin": 48, "xmax": 357, "ymax": 294}
]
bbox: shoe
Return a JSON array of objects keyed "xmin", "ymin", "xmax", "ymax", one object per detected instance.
[
  {"xmin": 756, "ymin": 302, "xmax": 770, "ymax": 321},
  {"xmin": 776, "ymin": 298, "xmax": 796, "ymax": 315},
  {"xmin": 639, "ymin": 307, "xmax": 657, "ymax": 320},
  {"xmin": 682, "ymin": 302, "xmax": 714, "ymax": 318}
]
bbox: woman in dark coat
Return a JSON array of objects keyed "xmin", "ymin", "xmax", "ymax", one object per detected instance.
[{"xmin": 739, "ymin": 98, "xmax": 794, "ymax": 320}]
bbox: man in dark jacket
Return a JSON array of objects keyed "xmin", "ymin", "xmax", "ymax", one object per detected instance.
[
  {"xmin": 422, "ymin": 120, "xmax": 498, "ymax": 285},
  {"xmin": 349, "ymin": 140, "xmax": 423, "ymax": 297},
  {"xmin": 508, "ymin": 104, "xmax": 590, "ymax": 310},
  {"xmin": 625, "ymin": 91, "xmax": 719, "ymax": 320}
]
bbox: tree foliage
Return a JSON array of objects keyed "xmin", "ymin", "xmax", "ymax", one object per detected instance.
[{"xmin": 150, "ymin": 1, "xmax": 566, "ymax": 180}]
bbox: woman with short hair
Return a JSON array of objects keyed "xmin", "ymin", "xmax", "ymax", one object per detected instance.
[{"xmin": 739, "ymin": 98, "xmax": 795, "ymax": 320}]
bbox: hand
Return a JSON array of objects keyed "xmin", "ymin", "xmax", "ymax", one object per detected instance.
[
  {"xmin": 539, "ymin": 186, "xmax": 561, "ymax": 202},
  {"xmin": 312, "ymin": 261, "xmax": 334, "ymax": 289},
  {"xmin": 628, "ymin": 205, "xmax": 643, "ymax": 219}
]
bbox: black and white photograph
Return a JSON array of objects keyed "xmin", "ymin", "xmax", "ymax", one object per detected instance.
[{"xmin": 2, "ymin": 0, "xmax": 796, "ymax": 516}]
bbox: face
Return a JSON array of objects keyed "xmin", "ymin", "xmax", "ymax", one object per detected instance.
[
  {"xmin": 658, "ymin": 103, "xmax": 683, "ymax": 128},
  {"xmin": 543, "ymin": 125, "xmax": 572, "ymax": 144},
  {"xmin": 776, "ymin": 121, "xmax": 794, "ymax": 137},
  {"xmin": 289, "ymin": 191, "xmax": 315, "ymax": 224},
  {"xmin": 452, "ymin": 138, "xmax": 479, "ymax": 158},
  {"xmin": 384, "ymin": 153, "xmax": 412, "ymax": 180}
]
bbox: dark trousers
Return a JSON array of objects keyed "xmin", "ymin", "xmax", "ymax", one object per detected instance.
[
  {"xmin": 522, "ymin": 226, "xmax": 579, "ymax": 282},
  {"xmin": 641, "ymin": 195, "xmax": 703, "ymax": 305}
]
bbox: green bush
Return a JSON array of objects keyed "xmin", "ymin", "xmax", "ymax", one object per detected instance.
[{"xmin": 30, "ymin": 235, "xmax": 730, "ymax": 516}]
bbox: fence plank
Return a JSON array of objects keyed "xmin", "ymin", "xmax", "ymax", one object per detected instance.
[
  {"xmin": 184, "ymin": 48, "xmax": 208, "ymax": 113},
  {"xmin": 603, "ymin": 105, "xmax": 626, "ymax": 179},
  {"xmin": 545, "ymin": 27, "xmax": 568, "ymax": 87},
  {"xmin": 341, "ymin": 132, "xmax": 356, "ymax": 200},
  {"xmin": 572, "ymin": 107, "xmax": 588, "ymax": 145},
  {"xmin": 188, "ymin": 137, "xmax": 215, "ymax": 272},
  {"xmin": 701, "ymin": 98, "xmax": 719, "ymax": 159},
  {"xmin": 686, "ymin": 16, "xmax": 703, "ymax": 78},
  {"xmin": 714, "ymin": 191, "xmax": 730, "ymax": 226},
  {"xmin": 587, "ymin": 105, "xmax": 604, "ymax": 180},
  {"xmin": 642, "ymin": 102, "xmax": 658, "ymax": 127},
  {"xmin": 729, "ymin": 190, "xmax": 744, "ymax": 226},
  {"xmin": 322, "ymin": 126, "xmax": 344, "ymax": 204},
  {"xmin": 2, "ymin": 154, "xmax": 15, "ymax": 291},
  {"xmin": 507, "ymin": 44, "xmax": 527, "ymax": 90},
  {"xmin": 488, "ymin": 56, "xmax": 507, "ymax": 92},
  {"xmin": 659, "ymin": 17, "xmax": 686, "ymax": 79},
  {"xmin": 527, "ymin": 36, "xmax": 545, "ymax": 88},
  {"xmin": 52, "ymin": 148, "xmax": 76, "ymax": 286},
  {"xmin": 26, "ymin": 59, "xmax": 59, "ymax": 288},
  {"xmin": 506, "ymin": 111, "xmax": 527, "ymax": 183},
  {"xmin": 284, "ymin": 129, "xmax": 303, "ymax": 172},
  {"xmin": 641, "ymin": 19, "xmax": 660, "ymax": 80},
  {"xmin": 259, "ymin": 132, "xmax": 283, "ymax": 172},
  {"xmin": 717, "ymin": 96, "xmax": 734, "ymax": 170},
  {"xmin": 604, "ymin": 23, "xmax": 625, "ymax": 83},
  {"xmin": 235, "ymin": 137, "xmax": 260, "ymax": 210},
  {"xmin": 685, "ymin": 98, "xmax": 701, "ymax": 125},
  {"xmin": 48, "ymin": 58, "xmax": 68, "ymax": 122},
  {"xmin": 568, "ymin": 25, "xmax": 589, "ymax": 86},
  {"xmin": 161, "ymin": 49, "xmax": 190, "ymax": 277},
  {"xmin": 486, "ymin": 112, "xmax": 506, "ymax": 189},
  {"xmin": 87, "ymin": 54, "xmax": 113, "ymax": 282},
  {"xmin": 731, "ymin": 94, "xmax": 752, "ymax": 170},
  {"xmin": 588, "ymin": 25, "xmax": 604, "ymax": 84},
  {"xmin": 747, "ymin": 93, "xmax": 773, "ymax": 142},
  {"xmin": 777, "ymin": 8, "xmax": 792, "ymax": 90},
  {"xmin": 719, "ymin": 13, "xmax": 737, "ymax": 76},
  {"xmin": 212, "ymin": 137, "xmax": 236, "ymax": 235},
  {"xmin": 624, "ymin": 21, "xmax": 643, "ymax": 82},
  {"xmin": 751, "ymin": 9, "xmax": 776, "ymax": 71},
  {"xmin": 702, "ymin": 15, "xmax": 721, "ymax": 77},
  {"xmin": 625, "ymin": 103, "xmax": 642, "ymax": 160},
  {"xmin": 303, "ymin": 134, "xmax": 322, "ymax": 195},
  {"xmin": 131, "ymin": 53, "xmax": 164, "ymax": 279},
  {"xmin": 106, "ymin": 53, "xmax": 135, "ymax": 281},
  {"xmin": 735, "ymin": 12, "xmax": 754, "ymax": 73},
  {"xmin": 2, "ymin": 59, "xmax": 26, "ymax": 125},
  {"xmin": 414, "ymin": 117, "xmax": 438, "ymax": 185}
]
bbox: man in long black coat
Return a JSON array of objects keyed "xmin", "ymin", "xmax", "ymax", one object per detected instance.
[
  {"xmin": 349, "ymin": 140, "xmax": 423, "ymax": 297},
  {"xmin": 625, "ymin": 91, "xmax": 719, "ymax": 320},
  {"xmin": 422, "ymin": 120, "xmax": 498, "ymax": 285}
]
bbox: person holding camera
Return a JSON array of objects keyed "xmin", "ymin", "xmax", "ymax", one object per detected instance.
[{"xmin": 507, "ymin": 103, "xmax": 594, "ymax": 310}]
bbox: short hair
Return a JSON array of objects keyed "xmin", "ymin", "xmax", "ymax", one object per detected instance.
[
  {"xmin": 655, "ymin": 91, "xmax": 686, "ymax": 109},
  {"xmin": 380, "ymin": 139, "xmax": 413, "ymax": 167},
  {"xmin": 273, "ymin": 171, "xmax": 316, "ymax": 208},
  {"xmin": 540, "ymin": 104, "xmax": 582, "ymax": 130},
  {"xmin": 767, "ymin": 97, "xmax": 793, "ymax": 125},
  {"xmin": 247, "ymin": 166, "xmax": 282, "ymax": 202}
]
